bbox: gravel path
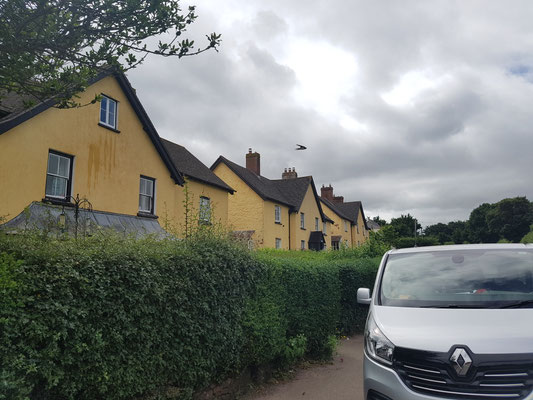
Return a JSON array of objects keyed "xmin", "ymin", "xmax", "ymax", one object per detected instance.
[{"xmin": 242, "ymin": 335, "xmax": 364, "ymax": 400}]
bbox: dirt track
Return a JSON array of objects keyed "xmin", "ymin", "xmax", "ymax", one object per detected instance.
[{"xmin": 242, "ymin": 335, "xmax": 365, "ymax": 400}]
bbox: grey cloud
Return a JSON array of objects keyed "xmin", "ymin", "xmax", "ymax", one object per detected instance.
[{"xmin": 128, "ymin": 1, "xmax": 533, "ymax": 225}]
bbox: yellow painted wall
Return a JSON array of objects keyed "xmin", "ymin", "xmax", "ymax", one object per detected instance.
[
  {"xmin": 320, "ymin": 201, "xmax": 352, "ymax": 248},
  {"xmin": 0, "ymin": 76, "xmax": 228, "ymax": 234},
  {"xmin": 160, "ymin": 178, "xmax": 229, "ymax": 235},
  {"xmin": 212, "ymin": 163, "xmax": 265, "ymax": 247},
  {"xmin": 352, "ymin": 209, "xmax": 369, "ymax": 246},
  {"xmin": 290, "ymin": 185, "xmax": 323, "ymax": 250},
  {"xmin": 322, "ymin": 219, "xmax": 332, "ymax": 249},
  {"xmin": 263, "ymin": 201, "xmax": 290, "ymax": 249}
]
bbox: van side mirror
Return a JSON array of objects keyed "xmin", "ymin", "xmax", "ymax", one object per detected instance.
[{"xmin": 357, "ymin": 288, "xmax": 372, "ymax": 305}]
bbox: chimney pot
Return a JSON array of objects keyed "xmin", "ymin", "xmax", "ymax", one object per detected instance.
[
  {"xmin": 333, "ymin": 196, "xmax": 344, "ymax": 204},
  {"xmin": 282, "ymin": 166, "xmax": 298, "ymax": 179}
]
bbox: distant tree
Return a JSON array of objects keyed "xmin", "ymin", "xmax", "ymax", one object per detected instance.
[
  {"xmin": 390, "ymin": 214, "xmax": 421, "ymax": 238},
  {"xmin": 0, "ymin": 0, "xmax": 221, "ymax": 107},
  {"xmin": 520, "ymin": 225, "xmax": 533, "ymax": 244},
  {"xmin": 468, "ymin": 197, "xmax": 533, "ymax": 243},
  {"xmin": 487, "ymin": 197, "xmax": 533, "ymax": 243},
  {"xmin": 368, "ymin": 225, "xmax": 398, "ymax": 247},
  {"xmin": 448, "ymin": 220, "xmax": 469, "ymax": 244},
  {"xmin": 468, "ymin": 203, "xmax": 499, "ymax": 243},
  {"xmin": 424, "ymin": 223, "xmax": 452, "ymax": 244}
]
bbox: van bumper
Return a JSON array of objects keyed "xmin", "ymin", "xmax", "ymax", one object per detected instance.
[{"xmin": 363, "ymin": 353, "xmax": 533, "ymax": 400}]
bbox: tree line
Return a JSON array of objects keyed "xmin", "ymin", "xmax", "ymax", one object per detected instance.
[{"xmin": 371, "ymin": 197, "xmax": 533, "ymax": 248}]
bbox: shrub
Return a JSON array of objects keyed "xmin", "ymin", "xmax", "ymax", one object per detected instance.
[
  {"xmin": 0, "ymin": 232, "xmax": 381, "ymax": 399},
  {"xmin": 253, "ymin": 254, "xmax": 341, "ymax": 358},
  {"xmin": 0, "ymin": 233, "xmax": 259, "ymax": 399},
  {"xmin": 395, "ymin": 236, "xmax": 439, "ymax": 248},
  {"xmin": 281, "ymin": 334, "xmax": 307, "ymax": 367},
  {"xmin": 337, "ymin": 257, "xmax": 381, "ymax": 335},
  {"xmin": 520, "ymin": 226, "xmax": 533, "ymax": 243}
]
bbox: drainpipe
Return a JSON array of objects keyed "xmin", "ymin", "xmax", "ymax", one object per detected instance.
[{"xmin": 288, "ymin": 209, "xmax": 291, "ymax": 250}]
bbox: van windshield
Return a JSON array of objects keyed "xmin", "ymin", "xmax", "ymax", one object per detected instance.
[{"xmin": 380, "ymin": 249, "xmax": 533, "ymax": 308}]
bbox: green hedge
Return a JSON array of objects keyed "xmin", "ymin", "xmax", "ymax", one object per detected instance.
[
  {"xmin": 0, "ymin": 233, "xmax": 380, "ymax": 399},
  {"xmin": 395, "ymin": 236, "xmax": 439, "ymax": 248}
]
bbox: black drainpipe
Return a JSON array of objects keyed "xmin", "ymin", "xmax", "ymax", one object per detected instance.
[{"xmin": 288, "ymin": 209, "xmax": 291, "ymax": 250}]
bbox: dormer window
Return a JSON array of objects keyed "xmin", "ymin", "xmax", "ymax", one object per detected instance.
[{"xmin": 99, "ymin": 95, "xmax": 118, "ymax": 130}]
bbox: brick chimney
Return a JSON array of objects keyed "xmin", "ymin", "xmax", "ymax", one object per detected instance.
[
  {"xmin": 246, "ymin": 148, "xmax": 260, "ymax": 175},
  {"xmin": 333, "ymin": 195, "xmax": 344, "ymax": 204},
  {"xmin": 321, "ymin": 184, "xmax": 334, "ymax": 201},
  {"xmin": 282, "ymin": 167, "xmax": 298, "ymax": 179}
]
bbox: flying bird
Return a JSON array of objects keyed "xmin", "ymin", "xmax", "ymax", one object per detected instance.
[{"xmin": 295, "ymin": 144, "xmax": 307, "ymax": 150}]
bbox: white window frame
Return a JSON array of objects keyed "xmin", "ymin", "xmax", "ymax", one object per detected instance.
[
  {"xmin": 301, "ymin": 240, "xmax": 305, "ymax": 250},
  {"xmin": 300, "ymin": 212, "xmax": 305, "ymax": 229},
  {"xmin": 275, "ymin": 205, "xmax": 281, "ymax": 223},
  {"xmin": 45, "ymin": 151, "xmax": 73, "ymax": 200},
  {"xmin": 323, "ymin": 222, "xmax": 327, "ymax": 234},
  {"xmin": 99, "ymin": 95, "xmax": 118, "ymax": 129},
  {"xmin": 139, "ymin": 176, "xmax": 155, "ymax": 214},
  {"xmin": 275, "ymin": 238, "xmax": 282, "ymax": 249},
  {"xmin": 344, "ymin": 220, "xmax": 348, "ymax": 232},
  {"xmin": 199, "ymin": 196, "xmax": 211, "ymax": 224}
]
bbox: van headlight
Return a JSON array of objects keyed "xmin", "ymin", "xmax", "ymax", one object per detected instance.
[{"xmin": 364, "ymin": 313, "xmax": 395, "ymax": 366}]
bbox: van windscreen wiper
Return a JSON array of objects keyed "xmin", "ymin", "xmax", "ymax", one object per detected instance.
[
  {"xmin": 498, "ymin": 299, "xmax": 533, "ymax": 309},
  {"xmin": 419, "ymin": 304, "xmax": 486, "ymax": 309}
]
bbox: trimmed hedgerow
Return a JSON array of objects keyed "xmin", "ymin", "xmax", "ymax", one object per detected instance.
[
  {"xmin": 248, "ymin": 250, "xmax": 381, "ymax": 366},
  {"xmin": 0, "ymin": 233, "xmax": 380, "ymax": 399},
  {"xmin": 0, "ymin": 233, "xmax": 259, "ymax": 400},
  {"xmin": 337, "ymin": 258, "xmax": 381, "ymax": 335}
]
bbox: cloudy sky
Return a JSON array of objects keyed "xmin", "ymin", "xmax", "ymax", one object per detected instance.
[{"xmin": 128, "ymin": 0, "xmax": 533, "ymax": 227}]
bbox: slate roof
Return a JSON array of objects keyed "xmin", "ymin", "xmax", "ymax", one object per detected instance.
[
  {"xmin": 320, "ymin": 196, "xmax": 355, "ymax": 223},
  {"xmin": 0, "ymin": 70, "xmax": 184, "ymax": 185},
  {"xmin": 0, "ymin": 91, "xmax": 41, "ymax": 123},
  {"xmin": 211, "ymin": 156, "xmax": 327, "ymax": 220},
  {"xmin": 161, "ymin": 139, "xmax": 233, "ymax": 193},
  {"xmin": 366, "ymin": 219, "xmax": 381, "ymax": 230},
  {"xmin": 335, "ymin": 201, "xmax": 370, "ymax": 230},
  {"xmin": 322, "ymin": 213, "xmax": 335, "ymax": 224}
]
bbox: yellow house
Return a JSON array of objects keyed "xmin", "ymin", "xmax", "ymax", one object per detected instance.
[
  {"xmin": 339, "ymin": 201, "xmax": 369, "ymax": 246},
  {"xmin": 0, "ymin": 71, "xmax": 232, "ymax": 235},
  {"xmin": 319, "ymin": 201, "xmax": 353, "ymax": 250},
  {"xmin": 211, "ymin": 150, "xmax": 327, "ymax": 250},
  {"xmin": 319, "ymin": 185, "xmax": 370, "ymax": 248}
]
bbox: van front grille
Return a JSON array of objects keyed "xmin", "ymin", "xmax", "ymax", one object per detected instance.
[{"xmin": 393, "ymin": 347, "xmax": 533, "ymax": 400}]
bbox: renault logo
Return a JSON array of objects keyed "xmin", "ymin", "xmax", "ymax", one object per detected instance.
[{"xmin": 450, "ymin": 348, "xmax": 472, "ymax": 376}]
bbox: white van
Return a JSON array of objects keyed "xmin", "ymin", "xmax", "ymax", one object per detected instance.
[{"xmin": 357, "ymin": 244, "xmax": 533, "ymax": 400}]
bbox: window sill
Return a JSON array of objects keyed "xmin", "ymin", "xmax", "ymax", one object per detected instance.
[
  {"xmin": 42, "ymin": 197, "xmax": 74, "ymax": 207},
  {"xmin": 137, "ymin": 212, "xmax": 158, "ymax": 219},
  {"xmin": 98, "ymin": 122, "xmax": 120, "ymax": 133},
  {"xmin": 300, "ymin": 228, "xmax": 306, "ymax": 230},
  {"xmin": 275, "ymin": 221, "xmax": 282, "ymax": 225}
]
